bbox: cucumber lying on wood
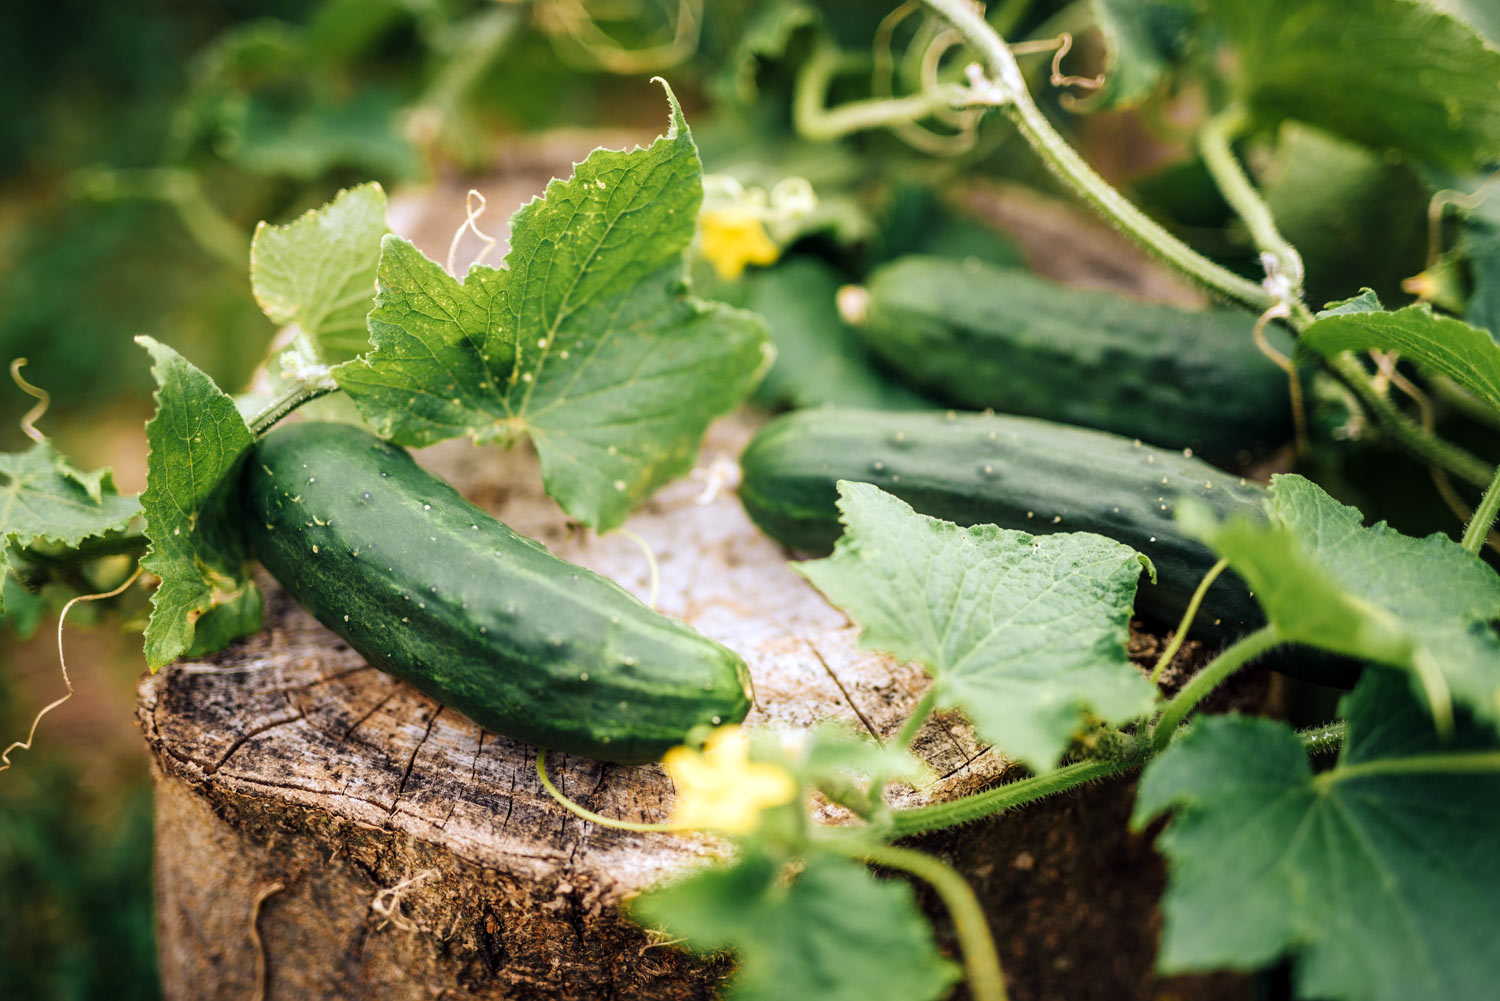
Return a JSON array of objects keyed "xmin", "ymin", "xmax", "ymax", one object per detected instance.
[
  {"xmin": 738, "ymin": 407, "xmax": 1264, "ymax": 642},
  {"xmin": 242, "ymin": 421, "xmax": 752, "ymax": 764},
  {"xmin": 858, "ymin": 256, "xmax": 1292, "ymax": 463}
]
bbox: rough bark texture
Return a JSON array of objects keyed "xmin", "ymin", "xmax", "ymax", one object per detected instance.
[{"xmin": 139, "ymin": 144, "xmax": 1266, "ymax": 1001}]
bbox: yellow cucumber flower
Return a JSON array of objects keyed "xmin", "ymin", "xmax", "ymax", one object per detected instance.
[
  {"xmin": 698, "ymin": 207, "xmax": 780, "ymax": 280},
  {"xmin": 662, "ymin": 725, "xmax": 797, "ymax": 834}
]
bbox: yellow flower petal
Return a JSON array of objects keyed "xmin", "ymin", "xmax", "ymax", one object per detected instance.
[
  {"xmin": 699, "ymin": 208, "xmax": 780, "ymax": 281},
  {"xmin": 663, "ymin": 724, "xmax": 797, "ymax": 834}
]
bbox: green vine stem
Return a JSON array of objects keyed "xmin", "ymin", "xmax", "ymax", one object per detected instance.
[
  {"xmin": 917, "ymin": 0, "xmax": 1491, "ymax": 490},
  {"xmin": 1314, "ymin": 750, "xmax": 1500, "ymax": 792},
  {"xmin": 1461, "ymin": 464, "xmax": 1500, "ymax": 554},
  {"xmin": 535, "ymin": 749, "xmax": 686, "ymax": 833},
  {"xmin": 1152, "ymin": 625, "xmax": 1281, "ymax": 751},
  {"xmin": 886, "ymin": 757, "xmax": 1131, "ymax": 837},
  {"xmin": 795, "ymin": 42, "xmax": 972, "ymax": 141},
  {"xmin": 853, "ymin": 842, "xmax": 1009, "ymax": 1001},
  {"xmin": 1149, "ymin": 557, "xmax": 1229, "ymax": 685},
  {"xmin": 1328, "ymin": 353, "xmax": 1493, "ymax": 487},
  {"xmin": 1315, "ymin": 750, "xmax": 1500, "ymax": 787},
  {"xmin": 247, "ymin": 374, "xmax": 341, "ymax": 437},
  {"xmin": 1195, "ymin": 107, "xmax": 1305, "ymax": 304},
  {"xmin": 917, "ymin": 0, "xmax": 1274, "ymax": 313}
]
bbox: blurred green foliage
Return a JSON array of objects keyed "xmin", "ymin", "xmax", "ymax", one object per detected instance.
[{"xmin": 0, "ymin": 756, "xmax": 158, "ymax": 1001}]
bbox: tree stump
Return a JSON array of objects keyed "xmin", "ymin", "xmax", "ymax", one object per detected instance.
[{"xmin": 137, "ymin": 154, "xmax": 1254, "ymax": 1001}]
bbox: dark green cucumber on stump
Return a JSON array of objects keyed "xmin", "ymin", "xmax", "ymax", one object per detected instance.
[
  {"xmin": 242, "ymin": 421, "xmax": 752, "ymax": 764},
  {"xmin": 739, "ymin": 409, "xmax": 1359, "ymax": 686},
  {"xmin": 858, "ymin": 256, "xmax": 1293, "ymax": 464},
  {"xmin": 739, "ymin": 408, "xmax": 1265, "ymax": 641}
]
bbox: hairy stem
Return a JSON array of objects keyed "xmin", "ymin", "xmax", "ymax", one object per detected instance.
[
  {"xmin": 1196, "ymin": 107, "xmax": 1305, "ymax": 300},
  {"xmin": 855, "ymin": 843, "xmax": 1008, "ymax": 1001},
  {"xmin": 1153, "ymin": 626, "xmax": 1281, "ymax": 751},
  {"xmin": 917, "ymin": 0, "xmax": 1273, "ymax": 312},
  {"xmin": 1298, "ymin": 720, "xmax": 1348, "ymax": 757},
  {"xmin": 247, "ymin": 375, "xmax": 340, "ymax": 437},
  {"xmin": 1461, "ymin": 464, "xmax": 1500, "ymax": 554},
  {"xmin": 887, "ymin": 758, "xmax": 1131, "ymax": 837}
]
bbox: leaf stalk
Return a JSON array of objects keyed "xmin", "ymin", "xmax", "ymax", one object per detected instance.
[
  {"xmin": 852, "ymin": 842, "xmax": 1009, "ymax": 1001},
  {"xmin": 886, "ymin": 758, "xmax": 1131, "ymax": 837},
  {"xmin": 1461, "ymin": 464, "xmax": 1500, "ymax": 554},
  {"xmin": 247, "ymin": 374, "xmax": 341, "ymax": 437},
  {"xmin": 1152, "ymin": 625, "xmax": 1281, "ymax": 751}
]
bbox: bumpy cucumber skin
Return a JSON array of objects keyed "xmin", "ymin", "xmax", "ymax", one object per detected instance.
[
  {"xmin": 243, "ymin": 422, "xmax": 751, "ymax": 765},
  {"xmin": 861, "ymin": 256, "xmax": 1292, "ymax": 463},
  {"xmin": 739, "ymin": 408, "xmax": 1266, "ymax": 643}
]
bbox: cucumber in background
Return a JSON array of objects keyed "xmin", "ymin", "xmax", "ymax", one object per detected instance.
[{"xmin": 858, "ymin": 255, "xmax": 1294, "ymax": 465}]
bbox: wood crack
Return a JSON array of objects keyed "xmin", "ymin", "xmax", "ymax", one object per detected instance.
[
  {"xmin": 207, "ymin": 712, "xmax": 306, "ymax": 775},
  {"xmin": 806, "ymin": 640, "xmax": 879, "ymax": 739},
  {"xmin": 389, "ymin": 704, "xmax": 443, "ymax": 819}
]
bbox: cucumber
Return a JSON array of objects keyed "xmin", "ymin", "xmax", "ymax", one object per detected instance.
[
  {"xmin": 738, "ymin": 408, "xmax": 1266, "ymax": 644},
  {"xmin": 859, "ymin": 256, "xmax": 1292, "ymax": 463},
  {"xmin": 242, "ymin": 421, "xmax": 751, "ymax": 764}
]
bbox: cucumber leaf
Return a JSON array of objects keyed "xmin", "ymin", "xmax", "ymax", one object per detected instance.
[
  {"xmin": 333, "ymin": 83, "xmax": 772, "ymax": 532},
  {"xmin": 1424, "ymin": 0, "xmax": 1500, "ymax": 46},
  {"xmin": 1206, "ymin": 0, "xmax": 1500, "ymax": 169},
  {"xmin": 137, "ymin": 337, "xmax": 262, "ymax": 670},
  {"xmin": 631, "ymin": 850, "xmax": 958, "ymax": 1001},
  {"xmin": 250, "ymin": 182, "xmax": 388, "ymax": 363},
  {"xmin": 0, "ymin": 442, "xmax": 139, "ymax": 613},
  {"xmin": 795, "ymin": 482, "xmax": 1156, "ymax": 770},
  {"xmin": 1301, "ymin": 304, "xmax": 1500, "ymax": 413},
  {"xmin": 1086, "ymin": 0, "xmax": 1197, "ymax": 111},
  {"xmin": 1179, "ymin": 474, "xmax": 1500, "ymax": 732},
  {"xmin": 1134, "ymin": 671, "xmax": 1500, "ymax": 1001}
]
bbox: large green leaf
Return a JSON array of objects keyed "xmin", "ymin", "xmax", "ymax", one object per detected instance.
[
  {"xmin": 632, "ymin": 850, "xmax": 958, "ymax": 1001},
  {"xmin": 796, "ymin": 482, "xmax": 1156, "ymax": 769},
  {"xmin": 1135, "ymin": 671, "xmax": 1500, "ymax": 1001},
  {"xmin": 1301, "ymin": 304, "xmax": 1500, "ymax": 414},
  {"xmin": 334, "ymin": 84, "xmax": 772, "ymax": 532},
  {"xmin": 1207, "ymin": 0, "xmax": 1500, "ymax": 169},
  {"xmin": 1086, "ymin": 0, "xmax": 1197, "ymax": 110},
  {"xmin": 0, "ymin": 442, "xmax": 139, "ymax": 613},
  {"xmin": 137, "ymin": 337, "xmax": 261, "ymax": 669},
  {"xmin": 1180, "ymin": 475, "xmax": 1500, "ymax": 731},
  {"xmin": 250, "ymin": 182, "xmax": 388, "ymax": 362},
  {"xmin": 1424, "ymin": 0, "xmax": 1500, "ymax": 45}
]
